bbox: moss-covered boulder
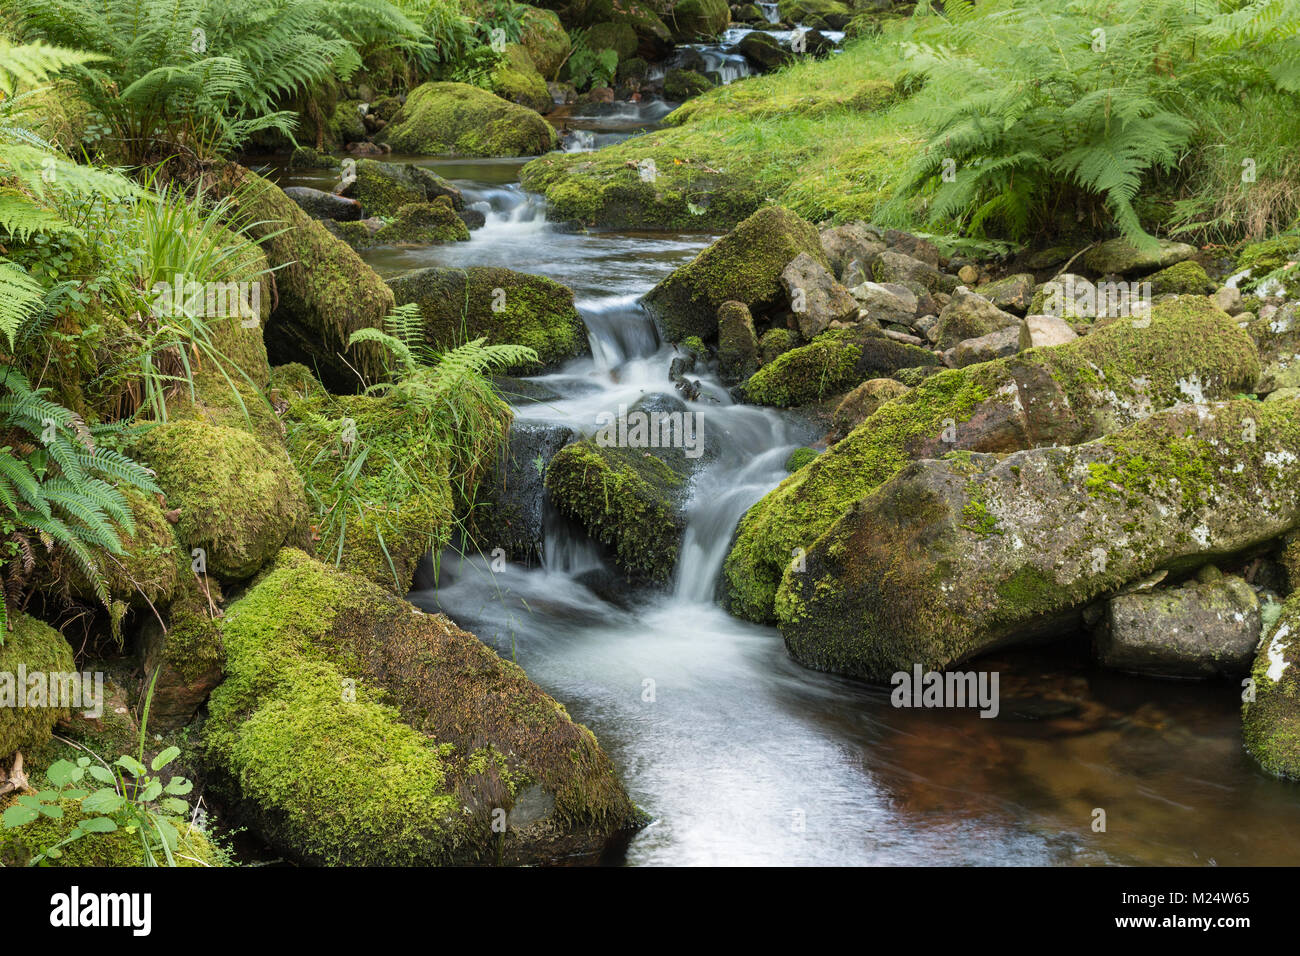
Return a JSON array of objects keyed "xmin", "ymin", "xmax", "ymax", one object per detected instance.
[
  {"xmin": 544, "ymin": 439, "xmax": 692, "ymax": 583},
  {"xmin": 830, "ymin": 377, "xmax": 909, "ymax": 441},
  {"xmin": 387, "ymin": 265, "xmax": 588, "ymax": 371},
  {"xmin": 1244, "ymin": 592, "xmax": 1300, "ymax": 780},
  {"xmin": 69, "ymin": 487, "xmax": 181, "ymax": 610},
  {"xmin": 777, "ymin": 0, "xmax": 851, "ymax": 24},
  {"xmin": 932, "ymin": 287, "xmax": 1020, "ymax": 350},
  {"xmin": 202, "ymin": 549, "xmax": 640, "ymax": 864},
  {"xmin": 345, "ymin": 159, "xmax": 465, "ymax": 217},
  {"xmin": 663, "ymin": 68, "xmax": 714, "ymax": 101},
  {"xmin": 1234, "ymin": 235, "xmax": 1300, "ymax": 295},
  {"xmin": 779, "ymin": 397, "xmax": 1300, "ymax": 679},
  {"xmin": 209, "ymin": 164, "xmax": 393, "ymax": 387},
  {"xmin": 669, "ymin": 0, "xmax": 730, "ymax": 39},
  {"xmin": 586, "ymin": 21, "xmax": 639, "ymax": 58},
  {"xmin": 717, "ymin": 301, "xmax": 760, "ymax": 385},
  {"xmin": 381, "ymin": 82, "xmax": 557, "ymax": 157},
  {"xmin": 277, "ymin": 381, "xmax": 459, "ymax": 593},
  {"xmin": 330, "ymin": 199, "xmax": 471, "ymax": 249},
  {"xmin": 491, "ymin": 44, "xmax": 554, "ymax": 114},
  {"xmin": 1082, "ymin": 237, "xmax": 1198, "ymax": 276},
  {"xmin": 744, "ymin": 329, "xmax": 938, "ymax": 408},
  {"xmin": 135, "ymin": 420, "xmax": 309, "ymax": 582},
  {"xmin": 723, "ymin": 296, "xmax": 1261, "ymax": 622},
  {"xmin": 643, "ymin": 206, "xmax": 827, "ymax": 342},
  {"xmin": 520, "ymin": 5, "xmax": 571, "ymax": 75},
  {"xmin": 0, "ymin": 615, "xmax": 75, "ymax": 758},
  {"xmin": 139, "ymin": 575, "xmax": 226, "ymax": 730}
]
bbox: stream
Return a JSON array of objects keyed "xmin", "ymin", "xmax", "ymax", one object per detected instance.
[{"xmin": 270, "ymin": 104, "xmax": 1300, "ymax": 867}]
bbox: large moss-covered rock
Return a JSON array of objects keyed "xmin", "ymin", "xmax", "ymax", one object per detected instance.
[
  {"xmin": 519, "ymin": 5, "xmax": 571, "ymax": 75},
  {"xmin": 202, "ymin": 549, "xmax": 639, "ymax": 864},
  {"xmin": 723, "ymin": 296, "xmax": 1261, "ymax": 622},
  {"xmin": 779, "ymin": 397, "xmax": 1300, "ymax": 679},
  {"xmin": 329, "ymin": 200, "xmax": 470, "ymax": 249},
  {"xmin": 135, "ymin": 420, "xmax": 309, "ymax": 581},
  {"xmin": 643, "ymin": 206, "xmax": 827, "ymax": 342},
  {"xmin": 544, "ymin": 438, "xmax": 692, "ymax": 583},
  {"xmin": 381, "ymin": 82, "xmax": 557, "ymax": 157},
  {"xmin": 275, "ymin": 370, "xmax": 460, "ymax": 593},
  {"xmin": 388, "ymin": 266, "xmax": 588, "ymax": 371},
  {"xmin": 0, "ymin": 615, "xmax": 75, "ymax": 758},
  {"xmin": 209, "ymin": 164, "xmax": 393, "ymax": 387},
  {"xmin": 669, "ymin": 0, "xmax": 730, "ymax": 40},
  {"xmin": 1244, "ymin": 592, "xmax": 1300, "ymax": 780}
]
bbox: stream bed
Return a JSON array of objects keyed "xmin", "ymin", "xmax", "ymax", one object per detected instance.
[{"xmin": 267, "ymin": 114, "xmax": 1300, "ymax": 866}]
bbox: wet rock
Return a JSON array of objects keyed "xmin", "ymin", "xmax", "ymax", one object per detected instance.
[
  {"xmin": 138, "ymin": 581, "xmax": 225, "ymax": 730},
  {"xmin": 780, "ymin": 397, "xmax": 1300, "ymax": 678},
  {"xmin": 472, "ymin": 421, "xmax": 577, "ymax": 563},
  {"xmin": 1019, "ymin": 314, "xmax": 1079, "ymax": 350},
  {"xmin": 338, "ymin": 159, "xmax": 465, "ymax": 216},
  {"xmin": 933, "ymin": 287, "xmax": 1020, "ymax": 349},
  {"xmin": 664, "ymin": 68, "xmax": 714, "ymax": 101},
  {"xmin": 283, "ymin": 186, "xmax": 362, "ymax": 221},
  {"xmin": 1082, "ymin": 237, "xmax": 1197, "ymax": 276},
  {"xmin": 1094, "ymin": 568, "xmax": 1262, "ymax": 678},
  {"xmin": 643, "ymin": 205, "xmax": 827, "ymax": 342},
  {"xmin": 717, "ymin": 301, "xmax": 760, "ymax": 385},
  {"xmin": 782, "ymin": 251, "xmax": 858, "ymax": 338}
]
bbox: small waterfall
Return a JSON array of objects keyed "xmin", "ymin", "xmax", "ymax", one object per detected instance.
[
  {"xmin": 579, "ymin": 295, "xmax": 662, "ymax": 372},
  {"xmin": 540, "ymin": 500, "xmax": 604, "ymax": 575},
  {"xmin": 759, "ymin": 1, "xmax": 780, "ymax": 23}
]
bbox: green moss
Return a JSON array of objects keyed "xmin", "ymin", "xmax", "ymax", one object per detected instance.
[
  {"xmin": 785, "ymin": 447, "xmax": 819, "ymax": 472},
  {"xmin": 1147, "ymin": 260, "xmax": 1215, "ymax": 296},
  {"xmin": 670, "ymin": 0, "xmax": 730, "ymax": 39},
  {"xmin": 381, "ymin": 82, "xmax": 557, "ymax": 157},
  {"xmin": 759, "ymin": 327, "xmax": 797, "ymax": 364},
  {"xmin": 724, "ymin": 368, "xmax": 992, "ymax": 622},
  {"xmin": 491, "ymin": 45, "xmax": 553, "ymax": 114},
  {"xmin": 544, "ymin": 439, "xmax": 688, "ymax": 583},
  {"xmin": 135, "ymin": 419, "xmax": 309, "ymax": 581},
  {"xmin": 745, "ymin": 331, "xmax": 862, "ymax": 407},
  {"xmin": 202, "ymin": 549, "xmax": 637, "ymax": 864},
  {"xmin": 519, "ymin": 6, "xmax": 570, "ymax": 76},
  {"xmin": 663, "ymin": 69, "xmax": 713, "ymax": 102},
  {"xmin": 1236, "ymin": 235, "xmax": 1300, "ymax": 293},
  {"xmin": 0, "ymin": 614, "xmax": 75, "ymax": 757},
  {"xmin": 585, "ymin": 21, "xmax": 638, "ymax": 58}
]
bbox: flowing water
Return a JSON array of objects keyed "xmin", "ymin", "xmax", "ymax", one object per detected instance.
[{"xmin": 269, "ymin": 114, "xmax": 1300, "ymax": 866}]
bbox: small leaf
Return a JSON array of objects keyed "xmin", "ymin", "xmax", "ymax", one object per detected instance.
[
  {"xmin": 160, "ymin": 798, "xmax": 188, "ymax": 815},
  {"xmin": 76, "ymin": 816, "xmax": 119, "ymax": 834},
  {"xmin": 115, "ymin": 755, "xmax": 146, "ymax": 777},
  {"xmin": 45, "ymin": 759, "xmax": 77, "ymax": 787},
  {"xmin": 2, "ymin": 804, "xmax": 37, "ymax": 827},
  {"xmin": 81, "ymin": 788, "xmax": 125, "ymax": 813},
  {"xmin": 164, "ymin": 777, "xmax": 194, "ymax": 796},
  {"xmin": 150, "ymin": 746, "xmax": 181, "ymax": 771},
  {"xmin": 88, "ymin": 765, "xmax": 115, "ymax": 784},
  {"xmin": 140, "ymin": 780, "xmax": 163, "ymax": 802}
]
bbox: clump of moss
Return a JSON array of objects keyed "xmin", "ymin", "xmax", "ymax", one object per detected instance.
[
  {"xmin": 745, "ymin": 331, "xmax": 862, "ymax": 407},
  {"xmin": 1243, "ymin": 592, "xmax": 1300, "ymax": 779},
  {"xmin": 544, "ymin": 439, "xmax": 689, "ymax": 583},
  {"xmin": 135, "ymin": 419, "xmax": 309, "ymax": 581},
  {"xmin": 381, "ymin": 82, "xmax": 557, "ymax": 157},
  {"xmin": 491, "ymin": 45, "xmax": 552, "ymax": 114},
  {"xmin": 1146, "ymin": 260, "xmax": 1215, "ymax": 295},
  {"xmin": 0, "ymin": 614, "xmax": 75, "ymax": 757},
  {"xmin": 1236, "ymin": 235, "xmax": 1300, "ymax": 292}
]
